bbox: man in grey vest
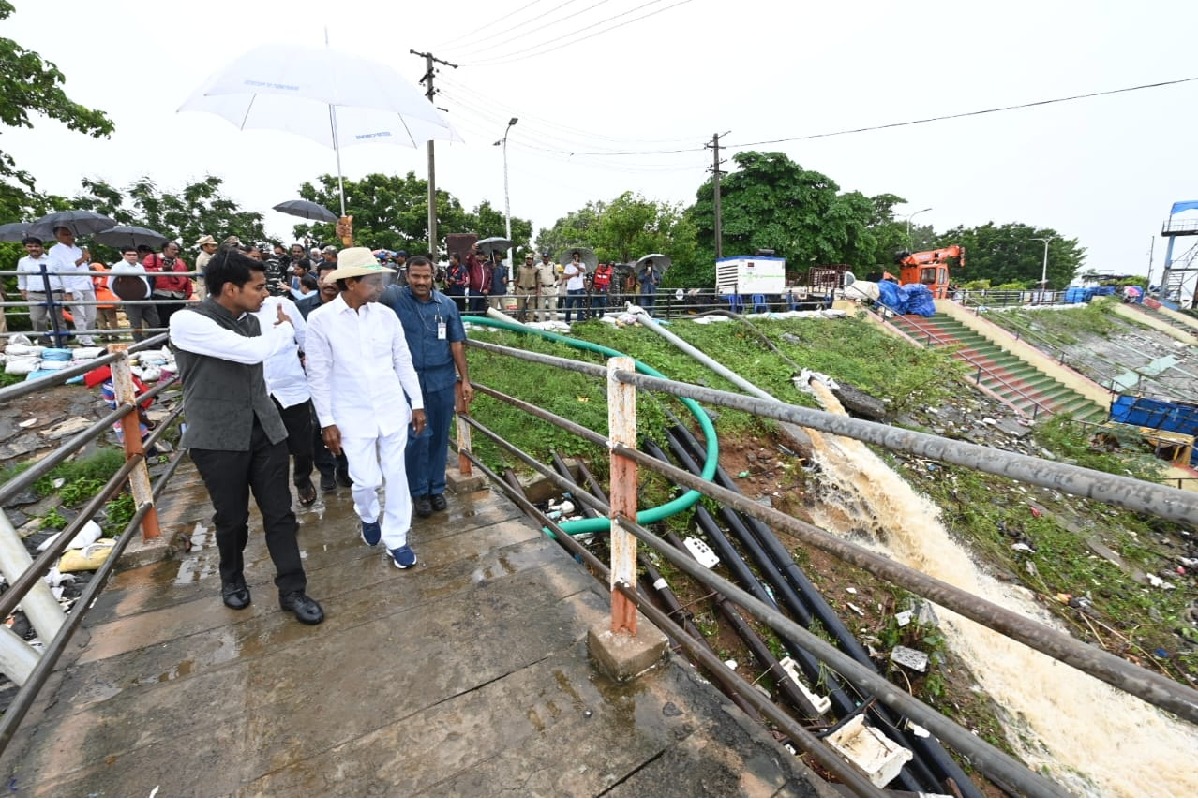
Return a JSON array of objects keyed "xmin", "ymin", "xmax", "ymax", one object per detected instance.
[{"xmin": 169, "ymin": 248, "xmax": 323, "ymax": 625}]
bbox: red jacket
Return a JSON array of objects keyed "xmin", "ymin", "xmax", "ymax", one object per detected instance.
[
  {"xmin": 465, "ymin": 253, "xmax": 490, "ymax": 294},
  {"xmin": 143, "ymin": 254, "xmax": 192, "ymax": 296}
]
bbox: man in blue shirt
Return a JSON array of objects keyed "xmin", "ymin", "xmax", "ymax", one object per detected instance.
[{"xmin": 380, "ymin": 256, "xmax": 474, "ymax": 518}]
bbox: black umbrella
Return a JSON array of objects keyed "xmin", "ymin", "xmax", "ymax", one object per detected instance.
[
  {"xmin": 0, "ymin": 222, "xmax": 36, "ymax": 243},
  {"xmin": 476, "ymin": 236, "xmax": 513, "ymax": 256},
  {"xmin": 92, "ymin": 225, "xmax": 169, "ymax": 250},
  {"xmin": 273, "ymin": 199, "xmax": 338, "ymax": 223},
  {"xmin": 29, "ymin": 210, "xmax": 119, "ymax": 238}
]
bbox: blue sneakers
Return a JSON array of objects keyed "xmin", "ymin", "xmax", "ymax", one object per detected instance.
[
  {"xmin": 390, "ymin": 545, "xmax": 417, "ymax": 569},
  {"xmin": 361, "ymin": 520, "xmax": 382, "ymax": 547}
]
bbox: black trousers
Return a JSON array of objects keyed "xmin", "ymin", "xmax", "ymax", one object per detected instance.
[
  {"xmin": 274, "ymin": 398, "xmax": 314, "ymax": 485},
  {"xmin": 311, "ymin": 405, "xmax": 348, "ymax": 478},
  {"xmin": 190, "ymin": 419, "xmax": 307, "ymax": 597}
]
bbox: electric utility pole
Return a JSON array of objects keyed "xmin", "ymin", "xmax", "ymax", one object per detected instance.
[
  {"xmin": 411, "ymin": 49, "xmax": 457, "ymax": 259},
  {"xmin": 706, "ymin": 132, "xmax": 728, "ymax": 259}
]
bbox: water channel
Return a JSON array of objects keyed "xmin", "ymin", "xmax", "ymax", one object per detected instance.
[{"xmin": 803, "ymin": 382, "xmax": 1198, "ymax": 797}]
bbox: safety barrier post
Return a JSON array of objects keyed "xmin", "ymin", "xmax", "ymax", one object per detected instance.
[
  {"xmin": 455, "ymin": 379, "xmax": 473, "ymax": 477},
  {"xmin": 607, "ymin": 356, "xmax": 637, "ymax": 635},
  {"xmin": 109, "ymin": 346, "xmax": 160, "ymax": 539}
]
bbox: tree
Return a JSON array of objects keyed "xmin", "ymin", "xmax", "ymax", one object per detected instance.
[
  {"xmin": 936, "ymin": 222, "xmax": 1086, "ymax": 288},
  {"xmin": 687, "ymin": 151, "xmax": 905, "ymax": 286},
  {"xmin": 0, "ymin": 1, "xmax": 113, "ymax": 220},
  {"xmin": 292, "ymin": 172, "xmax": 530, "ymax": 255},
  {"xmin": 72, "ymin": 176, "xmax": 266, "ymax": 255},
  {"xmin": 535, "ymin": 202, "xmax": 604, "ymax": 259}
]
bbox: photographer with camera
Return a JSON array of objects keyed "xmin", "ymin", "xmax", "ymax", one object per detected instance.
[{"xmin": 144, "ymin": 240, "xmax": 192, "ymax": 327}]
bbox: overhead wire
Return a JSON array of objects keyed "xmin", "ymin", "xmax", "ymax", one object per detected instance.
[
  {"xmin": 433, "ymin": 0, "xmax": 548, "ymax": 51},
  {"xmin": 460, "ymin": 0, "xmax": 619, "ymax": 59},
  {"xmin": 461, "ymin": 0, "xmax": 692, "ymax": 67},
  {"xmin": 437, "ymin": 0, "xmax": 590, "ymax": 58}
]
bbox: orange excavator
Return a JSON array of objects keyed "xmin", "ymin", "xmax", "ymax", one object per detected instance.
[{"xmin": 894, "ymin": 245, "xmax": 965, "ymax": 299}]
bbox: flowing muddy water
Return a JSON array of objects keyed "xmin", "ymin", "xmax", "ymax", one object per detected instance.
[{"xmin": 802, "ymin": 382, "xmax": 1198, "ymax": 797}]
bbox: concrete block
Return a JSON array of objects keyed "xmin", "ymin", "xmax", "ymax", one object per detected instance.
[
  {"xmin": 118, "ymin": 530, "xmax": 174, "ymax": 569},
  {"xmin": 445, "ymin": 466, "xmax": 488, "ymax": 495},
  {"xmin": 587, "ymin": 614, "xmax": 668, "ymax": 683}
]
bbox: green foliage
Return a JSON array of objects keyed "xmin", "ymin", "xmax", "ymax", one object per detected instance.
[
  {"xmin": 936, "ymin": 222, "xmax": 1086, "ymax": 288},
  {"xmin": 39, "ymin": 507, "xmax": 65, "ymax": 530},
  {"xmin": 535, "ymin": 191, "xmax": 699, "ymax": 274},
  {"xmin": 59, "ymin": 477, "xmax": 103, "ymax": 506},
  {"xmin": 102, "ymin": 491, "xmax": 136, "ymax": 535},
  {"xmin": 0, "ymin": 1, "xmax": 114, "ymax": 220},
  {"xmin": 686, "ymin": 151, "xmax": 908, "ymax": 284},
  {"xmin": 1034, "ymin": 416, "xmax": 1164, "ymax": 481},
  {"xmin": 33, "ymin": 448, "xmax": 126, "ymax": 497},
  {"xmin": 293, "ymin": 172, "xmax": 533, "ymax": 256},
  {"xmin": 72, "ymin": 176, "xmax": 266, "ymax": 261}
]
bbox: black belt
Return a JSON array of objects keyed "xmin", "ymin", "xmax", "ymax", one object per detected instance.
[{"xmin": 29, "ymin": 290, "xmax": 64, "ymax": 294}]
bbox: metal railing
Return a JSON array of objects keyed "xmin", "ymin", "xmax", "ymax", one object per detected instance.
[
  {"xmin": 0, "ymin": 333, "xmax": 185, "ymax": 753},
  {"xmin": 457, "ymin": 337, "xmax": 1198, "ymax": 796}
]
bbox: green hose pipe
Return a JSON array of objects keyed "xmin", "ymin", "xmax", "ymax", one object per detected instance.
[{"xmin": 462, "ymin": 315, "xmax": 718, "ymax": 536}]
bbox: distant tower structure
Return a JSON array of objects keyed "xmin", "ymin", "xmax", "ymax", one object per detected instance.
[{"xmin": 1158, "ymin": 200, "xmax": 1198, "ymax": 309}]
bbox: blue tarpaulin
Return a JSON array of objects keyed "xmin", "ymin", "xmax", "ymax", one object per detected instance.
[
  {"xmin": 876, "ymin": 281, "xmax": 936, "ymax": 316},
  {"xmin": 1110, "ymin": 395, "xmax": 1198, "ymax": 465}
]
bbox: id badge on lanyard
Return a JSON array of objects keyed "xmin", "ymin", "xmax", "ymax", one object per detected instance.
[{"xmin": 437, "ymin": 314, "xmax": 447, "ymax": 340}]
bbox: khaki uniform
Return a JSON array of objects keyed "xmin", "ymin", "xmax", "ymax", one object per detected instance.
[
  {"xmin": 514, "ymin": 261, "xmax": 539, "ymax": 320},
  {"xmin": 535, "ymin": 260, "xmax": 559, "ymax": 321}
]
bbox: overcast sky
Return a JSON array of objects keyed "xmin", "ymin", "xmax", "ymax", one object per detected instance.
[{"xmin": 5, "ymin": 0, "xmax": 1198, "ymax": 280}]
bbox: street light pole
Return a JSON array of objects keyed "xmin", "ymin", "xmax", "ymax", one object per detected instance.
[
  {"xmin": 905, "ymin": 207, "xmax": 932, "ymax": 249},
  {"xmin": 493, "ymin": 117, "xmax": 518, "ymax": 270},
  {"xmin": 1031, "ymin": 236, "xmax": 1054, "ymax": 303}
]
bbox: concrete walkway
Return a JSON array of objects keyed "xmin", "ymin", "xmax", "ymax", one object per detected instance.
[{"xmin": 1, "ymin": 463, "xmax": 828, "ymax": 797}]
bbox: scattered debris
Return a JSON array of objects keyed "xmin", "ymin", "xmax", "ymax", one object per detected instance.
[{"xmin": 890, "ymin": 645, "xmax": 929, "ymax": 672}]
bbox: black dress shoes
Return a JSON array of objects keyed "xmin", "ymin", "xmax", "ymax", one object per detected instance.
[
  {"xmin": 319, "ymin": 472, "xmax": 337, "ymax": 492},
  {"xmin": 279, "ymin": 591, "xmax": 324, "ymax": 625},
  {"xmin": 413, "ymin": 495, "xmax": 433, "ymax": 518},
  {"xmin": 429, "ymin": 493, "xmax": 447, "ymax": 512},
  {"xmin": 221, "ymin": 579, "xmax": 251, "ymax": 610}
]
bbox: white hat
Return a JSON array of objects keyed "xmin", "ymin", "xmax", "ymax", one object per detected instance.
[{"xmin": 325, "ymin": 247, "xmax": 395, "ymax": 282}]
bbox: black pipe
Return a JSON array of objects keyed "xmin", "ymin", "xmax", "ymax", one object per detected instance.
[
  {"xmin": 670, "ymin": 423, "xmax": 981, "ymax": 798},
  {"xmin": 551, "ymin": 452, "xmax": 600, "ymax": 519},
  {"xmin": 646, "ymin": 437, "xmax": 934, "ymax": 794},
  {"xmin": 661, "ymin": 530, "xmax": 823, "ymax": 720},
  {"xmin": 638, "ymin": 554, "xmax": 765, "ymax": 722}
]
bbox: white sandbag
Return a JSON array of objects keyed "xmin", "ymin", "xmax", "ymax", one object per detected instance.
[
  {"xmin": 6, "ymin": 344, "xmax": 44, "ymax": 358},
  {"xmin": 35, "ymin": 359, "xmax": 70, "ymax": 371},
  {"xmin": 71, "ymin": 346, "xmax": 105, "ymax": 360},
  {"xmin": 5, "ymin": 357, "xmax": 39, "ymax": 375}
]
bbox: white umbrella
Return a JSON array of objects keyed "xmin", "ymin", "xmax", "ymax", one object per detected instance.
[
  {"xmin": 178, "ymin": 43, "xmax": 462, "ymax": 216},
  {"xmin": 558, "ymin": 246, "xmax": 598, "ymax": 271},
  {"xmin": 636, "ymin": 253, "xmax": 671, "ymax": 274}
]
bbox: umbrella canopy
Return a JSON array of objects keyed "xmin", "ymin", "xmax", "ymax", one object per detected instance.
[
  {"xmin": 92, "ymin": 225, "xmax": 169, "ymax": 250},
  {"xmin": 559, "ymin": 246, "xmax": 598, "ymax": 271},
  {"xmin": 0, "ymin": 222, "xmax": 37, "ymax": 243},
  {"xmin": 273, "ymin": 199, "xmax": 339, "ymax": 223},
  {"xmin": 29, "ymin": 210, "xmax": 118, "ymax": 238},
  {"xmin": 178, "ymin": 43, "xmax": 462, "ymax": 217},
  {"xmin": 476, "ymin": 236, "xmax": 512, "ymax": 256},
  {"xmin": 636, "ymin": 253, "xmax": 671, "ymax": 274}
]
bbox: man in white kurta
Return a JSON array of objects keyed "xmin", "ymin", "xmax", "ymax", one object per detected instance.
[{"xmin": 305, "ymin": 248, "xmax": 427, "ymax": 569}]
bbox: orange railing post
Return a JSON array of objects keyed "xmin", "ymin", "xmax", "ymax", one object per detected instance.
[
  {"xmin": 109, "ymin": 346, "xmax": 160, "ymax": 539},
  {"xmin": 607, "ymin": 356, "xmax": 637, "ymax": 635},
  {"xmin": 455, "ymin": 379, "xmax": 473, "ymax": 477}
]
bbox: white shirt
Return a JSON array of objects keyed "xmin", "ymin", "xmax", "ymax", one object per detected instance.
[
  {"xmin": 564, "ymin": 262, "xmax": 585, "ymax": 291},
  {"xmin": 17, "ymin": 255, "xmax": 65, "ymax": 292},
  {"xmin": 251, "ymin": 296, "xmax": 310, "ymax": 408},
  {"xmin": 169, "ymin": 303, "xmax": 297, "ymax": 367},
  {"xmin": 305, "ymin": 294, "xmax": 424, "ymax": 439},
  {"xmin": 110, "ymin": 258, "xmax": 152, "ymax": 294},
  {"xmin": 47, "ymin": 242, "xmax": 92, "ymax": 294}
]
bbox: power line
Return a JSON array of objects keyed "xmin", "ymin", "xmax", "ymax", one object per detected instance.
[
  {"xmin": 725, "ymin": 75, "xmax": 1198, "ymax": 149},
  {"xmin": 439, "ymin": 0, "xmax": 588, "ymax": 57},
  {"xmin": 462, "ymin": 0, "xmax": 691, "ymax": 67},
  {"xmin": 456, "ymin": 74, "xmax": 1198, "ymax": 157},
  {"xmin": 433, "ymin": 0, "xmax": 548, "ymax": 50},
  {"xmin": 461, "ymin": 0, "xmax": 619, "ymax": 59}
]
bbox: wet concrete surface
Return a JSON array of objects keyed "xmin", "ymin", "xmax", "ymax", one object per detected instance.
[{"xmin": 0, "ymin": 462, "xmax": 831, "ymax": 797}]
